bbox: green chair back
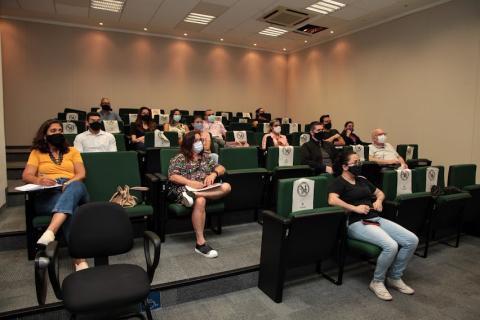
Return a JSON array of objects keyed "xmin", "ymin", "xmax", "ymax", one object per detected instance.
[
  {"xmin": 225, "ymin": 131, "xmax": 256, "ymax": 146},
  {"xmin": 265, "ymin": 146, "xmax": 303, "ymax": 171},
  {"xmin": 219, "ymin": 147, "xmax": 259, "ymax": 170},
  {"xmin": 276, "ymin": 175, "xmax": 330, "ymax": 218},
  {"xmin": 397, "ymin": 144, "xmax": 419, "ymax": 160},
  {"xmin": 64, "ymin": 134, "xmax": 77, "ymax": 146},
  {"xmin": 113, "ymin": 133, "xmax": 126, "ymax": 151},
  {"xmin": 82, "ymin": 151, "xmax": 142, "ymax": 202},
  {"xmin": 160, "ymin": 148, "xmax": 181, "ymax": 176},
  {"xmin": 448, "ymin": 164, "xmax": 477, "ymax": 188},
  {"xmin": 229, "ymin": 122, "xmax": 253, "ymax": 131}
]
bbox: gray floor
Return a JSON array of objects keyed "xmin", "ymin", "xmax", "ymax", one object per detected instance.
[
  {"xmin": 0, "ymin": 222, "xmax": 262, "ymax": 313},
  {"xmin": 152, "ymin": 236, "xmax": 480, "ymax": 320},
  {"xmin": 0, "ymin": 205, "xmax": 25, "ymax": 233}
]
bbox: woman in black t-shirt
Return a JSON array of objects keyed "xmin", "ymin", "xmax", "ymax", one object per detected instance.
[{"xmin": 328, "ymin": 150, "xmax": 419, "ymax": 301}]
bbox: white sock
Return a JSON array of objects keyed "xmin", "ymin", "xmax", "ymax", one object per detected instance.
[{"xmin": 37, "ymin": 230, "xmax": 55, "ymax": 246}]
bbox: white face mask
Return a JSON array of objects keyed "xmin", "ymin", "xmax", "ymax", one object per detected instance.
[
  {"xmin": 193, "ymin": 141, "xmax": 203, "ymax": 154},
  {"xmin": 173, "ymin": 114, "xmax": 181, "ymax": 122},
  {"xmin": 273, "ymin": 126, "xmax": 282, "ymax": 134},
  {"xmin": 377, "ymin": 134, "xmax": 387, "ymax": 144}
]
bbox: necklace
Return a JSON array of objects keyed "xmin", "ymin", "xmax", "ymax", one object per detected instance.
[{"xmin": 49, "ymin": 150, "xmax": 63, "ymax": 165}]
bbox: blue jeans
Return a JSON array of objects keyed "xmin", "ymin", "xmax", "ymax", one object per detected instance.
[
  {"xmin": 35, "ymin": 179, "xmax": 89, "ymax": 238},
  {"xmin": 348, "ymin": 217, "xmax": 419, "ymax": 282}
]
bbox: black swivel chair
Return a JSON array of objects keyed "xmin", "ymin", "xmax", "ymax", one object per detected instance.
[{"xmin": 35, "ymin": 202, "xmax": 161, "ymax": 319}]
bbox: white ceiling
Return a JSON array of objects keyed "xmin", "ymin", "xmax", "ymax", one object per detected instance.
[{"xmin": 0, "ymin": 0, "xmax": 449, "ymax": 53}]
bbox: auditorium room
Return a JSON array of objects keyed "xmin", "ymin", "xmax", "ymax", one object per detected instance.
[{"xmin": 0, "ymin": 0, "xmax": 479, "ymax": 319}]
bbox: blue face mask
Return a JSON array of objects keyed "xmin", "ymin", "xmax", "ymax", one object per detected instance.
[
  {"xmin": 193, "ymin": 123, "xmax": 203, "ymax": 131},
  {"xmin": 208, "ymin": 115, "xmax": 216, "ymax": 123},
  {"xmin": 173, "ymin": 115, "xmax": 182, "ymax": 122},
  {"xmin": 193, "ymin": 141, "xmax": 203, "ymax": 154}
]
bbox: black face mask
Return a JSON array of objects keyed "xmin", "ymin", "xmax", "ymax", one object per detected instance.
[
  {"xmin": 324, "ymin": 123, "xmax": 332, "ymax": 130},
  {"xmin": 314, "ymin": 131, "xmax": 326, "ymax": 141},
  {"xmin": 89, "ymin": 121, "xmax": 102, "ymax": 131},
  {"xmin": 101, "ymin": 104, "xmax": 111, "ymax": 111},
  {"xmin": 141, "ymin": 115, "xmax": 150, "ymax": 122},
  {"xmin": 46, "ymin": 133, "xmax": 65, "ymax": 147},
  {"xmin": 348, "ymin": 164, "xmax": 362, "ymax": 176}
]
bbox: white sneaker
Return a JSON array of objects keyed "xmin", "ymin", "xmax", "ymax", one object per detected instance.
[
  {"xmin": 181, "ymin": 191, "xmax": 195, "ymax": 207},
  {"xmin": 195, "ymin": 243, "xmax": 218, "ymax": 258},
  {"xmin": 387, "ymin": 278, "xmax": 415, "ymax": 295},
  {"xmin": 369, "ymin": 281, "xmax": 393, "ymax": 301},
  {"xmin": 37, "ymin": 230, "xmax": 55, "ymax": 246}
]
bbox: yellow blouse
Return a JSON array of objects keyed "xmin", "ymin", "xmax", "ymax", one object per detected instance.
[{"xmin": 26, "ymin": 147, "xmax": 83, "ymax": 180}]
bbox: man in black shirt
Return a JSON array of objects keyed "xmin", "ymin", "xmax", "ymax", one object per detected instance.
[
  {"xmin": 320, "ymin": 114, "xmax": 345, "ymax": 146},
  {"xmin": 300, "ymin": 121, "xmax": 336, "ymax": 174}
]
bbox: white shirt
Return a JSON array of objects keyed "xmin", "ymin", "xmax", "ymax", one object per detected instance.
[
  {"xmin": 369, "ymin": 142, "xmax": 399, "ymax": 160},
  {"xmin": 73, "ymin": 130, "xmax": 117, "ymax": 153}
]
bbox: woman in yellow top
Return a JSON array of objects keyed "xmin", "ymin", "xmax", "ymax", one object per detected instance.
[
  {"xmin": 163, "ymin": 109, "xmax": 189, "ymax": 144},
  {"xmin": 22, "ymin": 119, "xmax": 89, "ymax": 271}
]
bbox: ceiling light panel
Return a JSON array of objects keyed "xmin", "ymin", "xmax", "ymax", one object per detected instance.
[
  {"xmin": 184, "ymin": 13, "xmax": 216, "ymax": 25},
  {"xmin": 306, "ymin": 0, "xmax": 346, "ymax": 15},
  {"xmin": 259, "ymin": 26, "xmax": 288, "ymax": 37},
  {"xmin": 91, "ymin": 0, "xmax": 125, "ymax": 13}
]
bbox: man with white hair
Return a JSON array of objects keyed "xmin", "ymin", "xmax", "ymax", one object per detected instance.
[{"xmin": 369, "ymin": 128, "xmax": 408, "ymax": 169}]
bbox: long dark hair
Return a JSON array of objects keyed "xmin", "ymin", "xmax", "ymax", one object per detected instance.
[
  {"xmin": 180, "ymin": 130, "xmax": 201, "ymax": 161},
  {"xmin": 333, "ymin": 150, "xmax": 355, "ymax": 177},
  {"xmin": 135, "ymin": 107, "xmax": 156, "ymax": 131},
  {"xmin": 31, "ymin": 119, "xmax": 70, "ymax": 154}
]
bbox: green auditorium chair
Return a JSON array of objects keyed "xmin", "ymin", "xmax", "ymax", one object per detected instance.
[
  {"xmin": 258, "ymin": 175, "xmax": 346, "ymax": 303},
  {"xmin": 396, "ymin": 144, "xmax": 432, "ymax": 168},
  {"xmin": 64, "ymin": 108, "xmax": 87, "ymax": 121},
  {"xmin": 119, "ymin": 108, "xmax": 139, "ymax": 116},
  {"xmin": 82, "ymin": 151, "xmax": 160, "ymax": 231},
  {"xmin": 281, "ymin": 123, "xmax": 300, "ymax": 135},
  {"xmin": 380, "ymin": 168, "xmax": 435, "ymax": 257},
  {"xmin": 265, "ymin": 146, "xmax": 314, "ymax": 208},
  {"xmin": 35, "ymin": 202, "xmax": 160, "ymax": 319},
  {"xmin": 61, "ymin": 120, "xmax": 86, "ymax": 134},
  {"xmin": 144, "ymin": 131, "xmax": 180, "ymax": 148},
  {"xmin": 64, "ymin": 133, "xmax": 76, "ymax": 146},
  {"xmin": 235, "ymin": 112, "xmax": 252, "ymax": 118},
  {"xmin": 155, "ymin": 148, "xmax": 224, "ymax": 241},
  {"xmin": 448, "ymin": 164, "xmax": 480, "ymax": 236},
  {"xmin": 225, "ymin": 131, "xmax": 257, "ymax": 146},
  {"xmin": 219, "ymin": 147, "xmax": 268, "ymax": 220},
  {"xmin": 229, "ymin": 122, "xmax": 253, "ymax": 131},
  {"xmin": 101, "ymin": 120, "xmax": 125, "ymax": 133}
]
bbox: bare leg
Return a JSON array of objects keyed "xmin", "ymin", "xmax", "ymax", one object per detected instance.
[
  {"xmin": 195, "ymin": 183, "xmax": 231, "ymax": 200},
  {"xmin": 46, "ymin": 212, "xmax": 68, "ymax": 234},
  {"xmin": 192, "ymin": 197, "xmax": 207, "ymax": 245}
]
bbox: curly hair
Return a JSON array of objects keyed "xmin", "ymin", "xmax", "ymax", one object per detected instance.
[
  {"xmin": 31, "ymin": 119, "xmax": 70, "ymax": 154},
  {"xmin": 180, "ymin": 130, "xmax": 202, "ymax": 161}
]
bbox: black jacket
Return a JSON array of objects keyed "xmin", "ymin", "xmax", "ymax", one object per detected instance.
[{"xmin": 300, "ymin": 139, "xmax": 337, "ymax": 174}]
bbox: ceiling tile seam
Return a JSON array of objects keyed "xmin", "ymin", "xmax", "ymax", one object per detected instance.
[{"xmin": 144, "ymin": 0, "xmax": 167, "ymax": 27}]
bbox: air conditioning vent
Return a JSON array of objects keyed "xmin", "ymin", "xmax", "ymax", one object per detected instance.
[
  {"xmin": 260, "ymin": 6, "xmax": 311, "ymax": 27},
  {"xmin": 294, "ymin": 24, "xmax": 328, "ymax": 36}
]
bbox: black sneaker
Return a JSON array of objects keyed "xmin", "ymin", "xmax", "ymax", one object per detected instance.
[
  {"xmin": 181, "ymin": 191, "xmax": 196, "ymax": 207},
  {"xmin": 195, "ymin": 243, "xmax": 218, "ymax": 258}
]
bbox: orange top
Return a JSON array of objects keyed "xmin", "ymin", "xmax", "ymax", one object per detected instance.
[{"xmin": 26, "ymin": 147, "xmax": 83, "ymax": 180}]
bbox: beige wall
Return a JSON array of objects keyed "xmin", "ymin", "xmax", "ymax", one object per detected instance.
[
  {"xmin": 287, "ymin": 0, "xmax": 480, "ymax": 180},
  {"xmin": 0, "ymin": 34, "xmax": 6, "ymax": 207},
  {"xmin": 0, "ymin": 19, "xmax": 287, "ymax": 146}
]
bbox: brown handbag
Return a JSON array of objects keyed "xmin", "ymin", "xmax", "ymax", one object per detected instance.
[{"xmin": 109, "ymin": 185, "xmax": 149, "ymax": 208}]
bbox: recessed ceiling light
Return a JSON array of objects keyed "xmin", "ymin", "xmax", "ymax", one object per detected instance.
[
  {"xmin": 259, "ymin": 26, "xmax": 288, "ymax": 37},
  {"xmin": 91, "ymin": 0, "xmax": 125, "ymax": 13},
  {"xmin": 184, "ymin": 33, "xmax": 188, "ymax": 36},
  {"xmin": 306, "ymin": 0, "xmax": 346, "ymax": 15},
  {"xmin": 143, "ymin": 27, "xmax": 148, "ymax": 31},
  {"xmin": 330, "ymin": 30, "xmax": 334, "ymax": 34},
  {"xmin": 184, "ymin": 12, "xmax": 216, "ymax": 25},
  {"xmin": 304, "ymin": 40, "xmax": 308, "ymax": 43},
  {"xmin": 283, "ymin": 48, "xmax": 287, "ymax": 51},
  {"xmin": 98, "ymin": 22, "xmax": 103, "ymax": 26},
  {"xmin": 253, "ymin": 43, "xmax": 257, "ymax": 46}
]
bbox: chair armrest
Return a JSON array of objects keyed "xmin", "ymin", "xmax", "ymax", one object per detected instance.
[
  {"xmin": 45, "ymin": 241, "xmax": 63, "ymax": 300},
  {"xmin": 381, "ymin": 200, "xmax": 399, "ymax": 220},
  {"xmin": 262, "ymin": 210, "xmax": 291, "ymax": 225},
  {"xmin": 34, "ymin": 250, "xmax": 49, "ymax": 305},
  {"xmin": 143, "ymin": 231, "xmax": 161, "ymax": 283}
]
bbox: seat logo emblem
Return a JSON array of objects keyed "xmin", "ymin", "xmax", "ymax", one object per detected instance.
[
  {"xmin": 282, "ymin": 148, "xmax": 292, "ymax": 156},
  {"xmin": 400, "ymin": 170, "xmax": 410, "ymax": 181},
  {"xmin": 297, "ymin": 182, "xmax": 310, "ymax": 197},
  {"xmin": 428, "ymin": 170, "xmax": 436, "ymax": 181}
]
